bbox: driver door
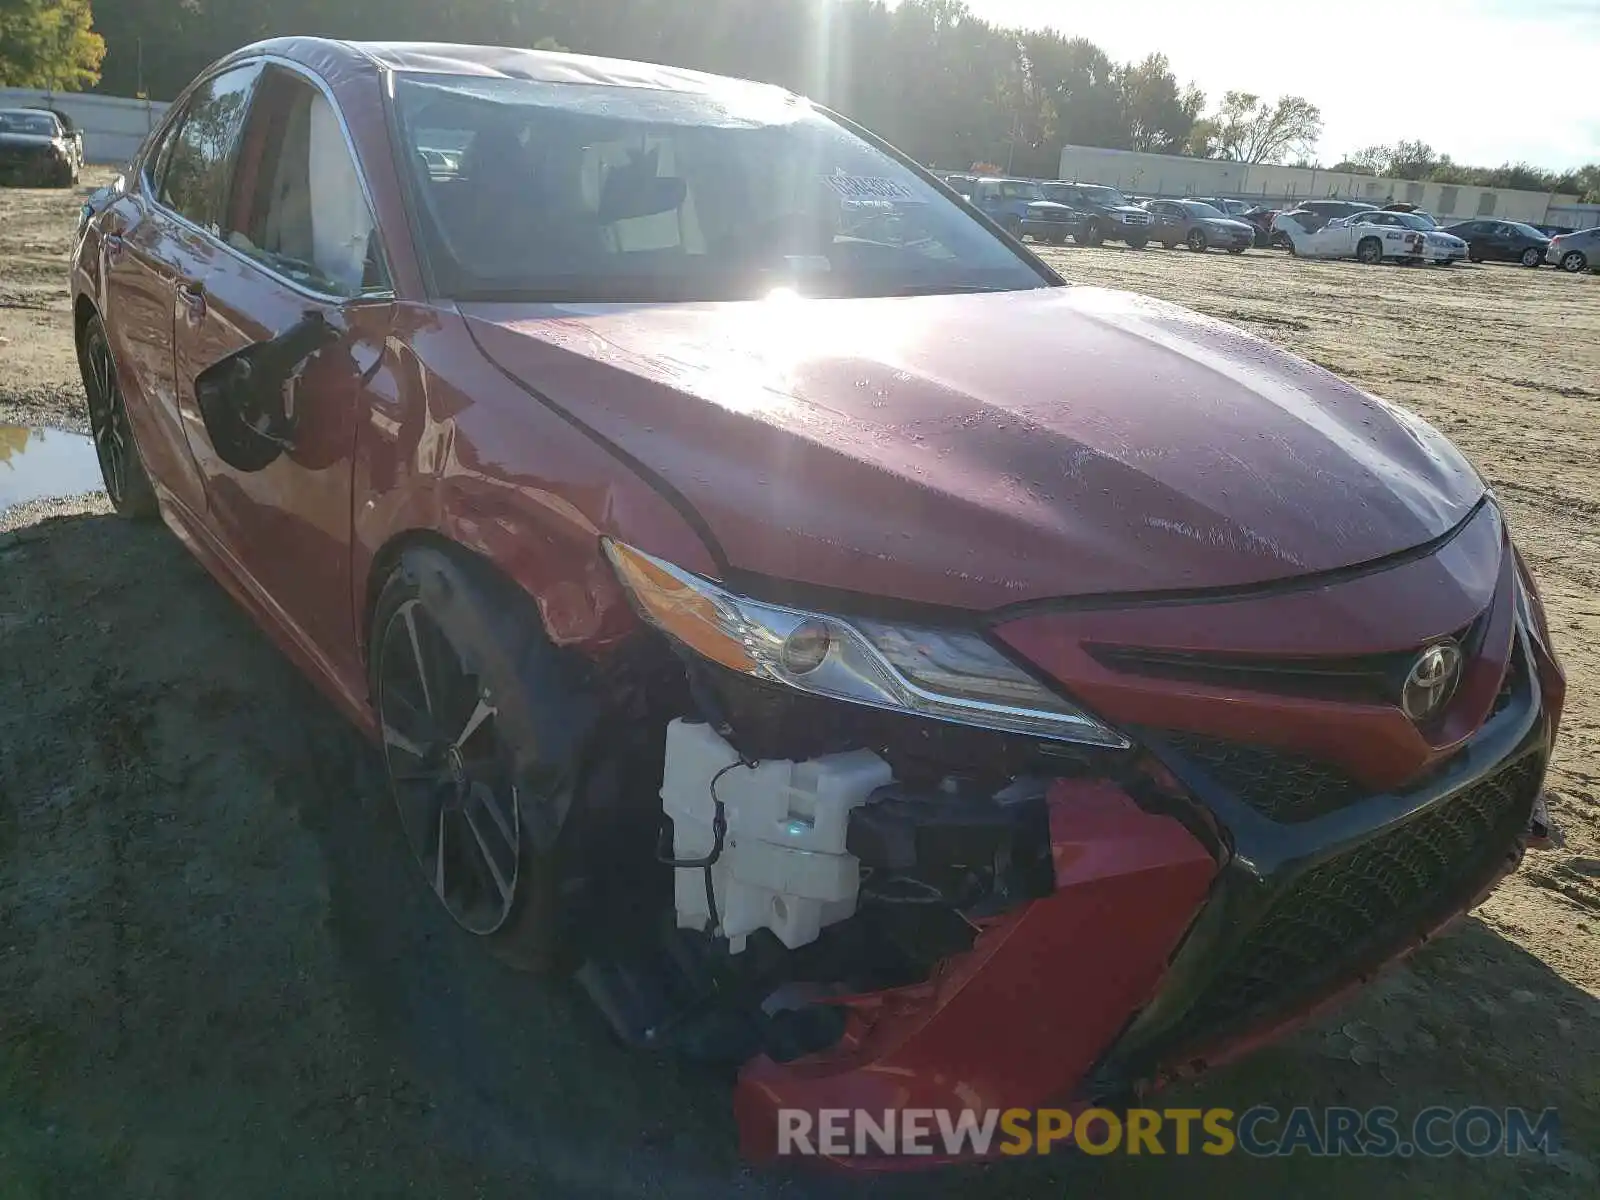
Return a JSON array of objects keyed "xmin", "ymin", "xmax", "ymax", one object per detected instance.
[{"xmin": 167, "ymin": 64, "xmax": 394, "ymax": 686}]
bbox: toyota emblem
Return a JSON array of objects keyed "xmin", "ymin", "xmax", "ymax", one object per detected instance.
[{"xmin": 1402, "ymin": 640, "xmax": 1464, "ymax": 722}]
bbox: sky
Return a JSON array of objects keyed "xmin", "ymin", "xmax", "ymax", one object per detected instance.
[{"xmin": 953, "ymin": 0, "xmax": 1600, "ymax": 171}]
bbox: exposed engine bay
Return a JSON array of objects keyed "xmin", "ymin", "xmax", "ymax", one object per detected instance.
[{"xmin": 572, "ymin": 652, "xmax": 1087, "ymax": 1068}]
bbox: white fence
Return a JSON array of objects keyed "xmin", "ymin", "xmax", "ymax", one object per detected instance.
[{"xmin": 0, "ymin": 88, "xmax": 170, "ymax": 166}]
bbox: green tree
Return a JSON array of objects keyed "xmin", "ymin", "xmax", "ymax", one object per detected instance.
[
  {"xmin": 1116, "ymin": 53, "xmax": 1202, "ymax": 154},
  {"xmin": 1209, "ymin": 91, "xmax": 1323, "ymax": 164},
  {"xmin": 0, "ymin": 0, "xmax": 104, "ymax": 89}
]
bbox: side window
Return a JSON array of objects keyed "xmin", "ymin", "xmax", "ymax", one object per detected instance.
[
  {"xmin": 976, "ymin": 182, "xmax": 998, "ymax": 202},
  {"xmin": 226, "ymin": 68, "xmax": 387, "ymax": 297},
  {"xmin": 160, "ymin": 64, "xmax": 261, "ymax": 234},
  {"xmin": 141, "ymin": 116, "xmax": 182, "ymax": 194}
]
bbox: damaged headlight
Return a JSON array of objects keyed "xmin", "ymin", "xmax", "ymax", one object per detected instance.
[{"xmin": 604, "ymin": 540, "xmax": 1129, "ymax": 748}]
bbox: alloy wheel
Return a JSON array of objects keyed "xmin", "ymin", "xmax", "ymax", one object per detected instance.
[
  {"xmin": 84, "ymin": 329, "xmax": 132, "ymax": 507},
  {"xmin": 1521, "ymin": 248, "xmax": 1541, "ymax": 267},
  {"xmin": 378, "ymin": 598, "xmax": 522, "ymax": 936},
  {"xmin": 1562, "ymin": 251, "xmax": 1587, "ymax": 273}
]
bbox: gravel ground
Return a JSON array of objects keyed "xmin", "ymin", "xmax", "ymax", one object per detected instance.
[{"xmin": 2, "ymin": 175, "xmax": 1597, "ymax": 1198}]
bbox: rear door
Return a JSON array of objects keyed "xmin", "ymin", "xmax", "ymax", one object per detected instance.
[
  {"xmin": 99, "ymin": 63, "xmax": 262, "ymax": 516},
  {"xmin": 1151, "ymin": 200, "xmax": 1182, "ymax": 241},
  {"xmin": 167, "ymin": 64, "xmax": 394, "ymax": 683}
]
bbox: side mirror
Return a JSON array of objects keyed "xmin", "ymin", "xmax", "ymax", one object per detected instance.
[{"xmin": 194, "ymin": 311, "xmax": 338, "ymax": 473}]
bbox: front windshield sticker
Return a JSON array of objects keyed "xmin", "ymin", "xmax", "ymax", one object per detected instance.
[{"xmin": 824, "ymin": 175, "xmax": 922, "ymax": 203}]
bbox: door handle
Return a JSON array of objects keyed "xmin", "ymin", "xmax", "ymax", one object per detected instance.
[{"xmin": 177, "ymin": 280, "xmax": 207, "ymax": 321}]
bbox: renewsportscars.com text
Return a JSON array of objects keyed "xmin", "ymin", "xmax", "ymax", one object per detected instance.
[{"xmin": 777, "ymin": 1105, "xmax": 1561, "ymax": 1159}]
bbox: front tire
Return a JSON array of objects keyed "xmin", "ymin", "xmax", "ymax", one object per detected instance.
[
  {"xmin": 1186, "ymin": 228, "xmax": 1208, "ymax": 253},
  {"xmin": 1080, "ymin": 221, "xmax": 1105, "ymax": 247},
  {"xmin": 1356, "ymin": 236, "xmax": 1384, "ymax": 265},
  {"xmin": 1520, "ymin": 247, "xmax": 1542, "ymax": 268},
  {"xmin": 79, "ymin": 315, "xmax": 158, "ymax": 520},
  {"xmin": 371, "ymin": 551, "xmax": 598, "ymax": 974},
  {"xmin": 1560, "ymin": 250, "xmax": 1588, "ymax": 273},
  {"xmin": 1126, "ymin": 234, "xmax": 1148, "ymax": 250}
]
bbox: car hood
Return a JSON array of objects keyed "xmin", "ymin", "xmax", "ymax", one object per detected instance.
[
  {"xmin": 462, "ymin": 286, "xmax": 1483, "ymax": 610},
  {"xmin": 1025, "ymin": 200, "xmax": 1078, "ymax": 214},
  {"xmin": 1204, "ymin": 218, "xmax": 1256, "ymax": 233},
  {"xmin": 0, "ymin": 133, "xmax": 55, "ymax": 148}
]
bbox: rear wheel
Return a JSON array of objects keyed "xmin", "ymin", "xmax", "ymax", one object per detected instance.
[
  {"xmin": 1186, "ymin": 228, "xmax": 1208, "ymax": 253},
  {"xmin": 79, "ymin": 315, "xmax": 157, "ymax": 520},
  {"xmin": 1468, "ymin": 245, "xmax": 1485, "ymax": 263},
  {"xmin": 1126, "ymin": 234, "xmax": 1148, "ymax": 250},
  {"xmin": 1356, "ymin": 236, "xmax": 1384, "ymax": 265},
  {"xmin": 1520, "ymin": 247, "xmax": 1542, "ymax": 268},
  {"xmin": 1560, "ymin": 250, "xmax": 1588, "ymax": 273},
  {"xmin": 1080, "ymin": 221, "xmax": 1104, "ymax": 247}
]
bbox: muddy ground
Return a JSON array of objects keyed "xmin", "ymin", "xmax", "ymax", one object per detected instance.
[{"xmin": 1, "ymin": 174, "xmax": 1597, "ymax": 1198}]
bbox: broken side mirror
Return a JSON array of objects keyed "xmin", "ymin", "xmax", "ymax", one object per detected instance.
[{"xmin": 195, "ymin": 310, "xmax": 338, "ymax": 473}]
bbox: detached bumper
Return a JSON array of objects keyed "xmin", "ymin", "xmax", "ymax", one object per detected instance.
[{"xmin": 735, "ymin": 780, "xmax": 1217, "ymax": 1165}]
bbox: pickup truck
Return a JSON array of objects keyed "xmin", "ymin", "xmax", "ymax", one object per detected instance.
[
  {"xmin": 967, "ymin": 176, "xmax": 1085, "ymax": 245},
  {"xmin": 1039, "ymin": 182, "xmax": 1153, "ymax": 248}
]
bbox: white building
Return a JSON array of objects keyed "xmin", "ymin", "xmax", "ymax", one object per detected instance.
[{"xmin": 1057, "ymin": 144, "xmax": 1582, "ymax": 229}]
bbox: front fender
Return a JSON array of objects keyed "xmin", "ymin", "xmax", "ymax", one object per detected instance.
[{"xmin": 352, "ymin": 304, "xmax": 722, "ymax": 669}]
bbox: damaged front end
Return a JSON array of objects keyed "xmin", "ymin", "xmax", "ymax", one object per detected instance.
[{"xmin": 566, "ymin": 542, "xmax": 1224, "ymax": 1163}]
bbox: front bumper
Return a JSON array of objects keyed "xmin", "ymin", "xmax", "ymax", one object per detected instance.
[
  {"xmin": 735, "ymin": 546, "xmax": 1561, "ymax": 1167},
  {"xmin": 0, "ymin": 148, "xmax": 54, "ymax": 182},
  {"xmin": 1020, "ymin": 215, "xmax": 1083, "ymax": 239}
]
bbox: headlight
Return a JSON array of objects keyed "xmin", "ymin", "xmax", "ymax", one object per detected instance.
[{"xmin": 604, "ymin": 540, "xmax": 1128, "ymax": 747}]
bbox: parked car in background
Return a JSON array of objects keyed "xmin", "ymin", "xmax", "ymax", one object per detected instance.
[
  {"xmin": 74, "ymin": 36, "xmax": 1565, "ymax": 1169},
  {"xmin": 1276, "ymin": 210, "xmax": 1468, "ymax": 265},
  {"xmin": 1019, "ymin": 196, "xmax": 1086, "ymax": 244},
  {"xmin": 1545, "ymin": 227, "xmax": 1598, "ymax": 273},
  {"xmin": 1240, "ymin": 205, "xmax": 1280, "ymax": 247},
  {"xmin": 0, "ymin": 106, "xmax": 82, "ymax": 187},
  {"xmin": 1270, "ymin": 199, "xmax": 1374, "ymax": 246},
  {"xmin": 1040, "ymin": 181, "xmax": 1152, "ymax": 247},
  {"xmin": 936, "ymin": 171, "xmax": 977, "ymax": 200},
  {"xmin": 1147, "ymin": 198, "xmax": 1254, "ymax": 253},
  {"xmin": 1192, "ymin": 196, "xmax": 1250, "ymax": 218},
  {"xmin": 1362, "ymin": 211, "xmax": 1468, "ymax": 263},
  {"xmin": 1443, "ymin": 220, "xmax": 1552, "ymax": 268},
  {"xmin": 968, "ymin": 175, "xmax": 1047, "ymax": 236}
]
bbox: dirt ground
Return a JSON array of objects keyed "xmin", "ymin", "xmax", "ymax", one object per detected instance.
[{"xmin": 1, "ymin": 173, "xmax": 1597, "ymax": 1199}]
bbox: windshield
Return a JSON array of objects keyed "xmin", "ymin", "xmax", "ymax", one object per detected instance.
[
  {"xmin": 1181, "ymin": 201, "xmax": 1225, "ymax": 219},
  {"xmin": 393, "ymin": 76, "xmax": 1048, "ymax": 302},
  {"xmin": 0, "ymin": 111, "xmax": 56, "ymax": 137},
  {"xmin": 1507, "ymin": 222, "xmax": 1546, "ymax": 239},
  {"xmin": 1381, "ymin": 211, "xmax": 1437, "ymax": 230},
  {"xmin": 1077, "ymin": 185, "xmax": 1128, "ymax": 206},
  {"xmin": 997, "ymin": 179, "xmax": 1043, "ymax": 200}
]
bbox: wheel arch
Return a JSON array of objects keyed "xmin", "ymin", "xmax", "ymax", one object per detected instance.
[{"xmin": 73, "ymin": 293, "xmax": 99, "ymax": 350}]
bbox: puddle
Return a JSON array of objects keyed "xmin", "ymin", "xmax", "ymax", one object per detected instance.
[{"xmin": 0, "ymin": 425, "xmax": 105, "ymax": 510}]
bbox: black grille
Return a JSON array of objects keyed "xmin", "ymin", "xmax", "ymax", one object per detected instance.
[
  {"xmin": 1164, "ymin": 734, "xmax": 1364, "ymax": 823},
  {"xmin": 1173, "ymin": 756, "xmax": 1539, "ymax": 1044},
  {"xmin": 1038, "ymin": 208, "xmax": 1077, "ymax": 222}
]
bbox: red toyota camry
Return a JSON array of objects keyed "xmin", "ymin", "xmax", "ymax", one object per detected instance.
[{"xmin": 72, "ymin": 39, "xmax": 1564, "ymax": 1166}]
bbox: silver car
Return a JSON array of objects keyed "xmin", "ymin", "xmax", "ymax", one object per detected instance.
[{"xmin": 1546, "ymin": 227, "xmax": 1599, "ymax": 273}]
